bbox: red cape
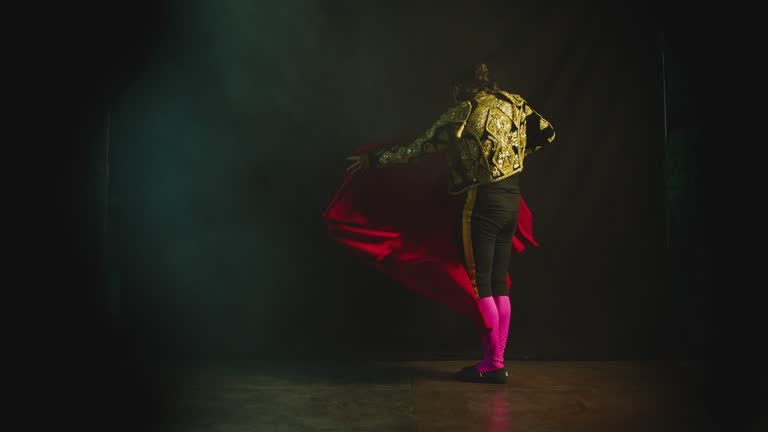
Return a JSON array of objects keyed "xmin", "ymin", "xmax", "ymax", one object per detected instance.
[{"xmin": 322, "ymin": 142, "xmax": 538, "ymax": 331}]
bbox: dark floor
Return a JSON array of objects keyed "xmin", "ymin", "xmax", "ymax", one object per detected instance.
[{"xmin": 157, "ymin": 360, "xmax": 732, "ymax": 432}]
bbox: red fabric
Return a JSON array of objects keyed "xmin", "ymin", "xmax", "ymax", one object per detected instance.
[{"xmin": 322, "ymin": 142, "xmax": 539, "ymax": 331}]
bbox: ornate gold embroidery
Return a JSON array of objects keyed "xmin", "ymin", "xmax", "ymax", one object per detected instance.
[
  {"xmin": 373, "ymin": 101, "xmax": 471, "ymax": 166},
  {"xmin": 499, "ymin": 91, "xmax": 524, "ymax": 107},
  {"xmin": 373, "ymin": 90, "xmax": 555, "ymax": 194},
  {"xmin": 465, "ymin": 106, "xmax": 489, "ymax": 140},
  {"xmin": 485, "ymin": 107, "xmax": 512, "ymax": 141}
]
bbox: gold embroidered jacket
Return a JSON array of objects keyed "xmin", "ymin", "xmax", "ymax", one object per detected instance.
[{"xmin": 369, "ymin": 90, "xmax": 556, "ymax": 195}]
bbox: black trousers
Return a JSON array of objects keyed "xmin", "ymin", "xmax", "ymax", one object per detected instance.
[{"xmin": 457, "ymin": 174, "xmax": 521, "ymax": 299}]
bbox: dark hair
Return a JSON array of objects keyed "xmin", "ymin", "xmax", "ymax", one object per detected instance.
[{"xmin": 452, "ymin": 63, "xmax": 499, "ymax": 101}]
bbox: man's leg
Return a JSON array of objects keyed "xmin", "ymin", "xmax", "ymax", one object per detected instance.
[{"xmin": 490, "ymin": 205, "xmax": 520, "ymax": 369}]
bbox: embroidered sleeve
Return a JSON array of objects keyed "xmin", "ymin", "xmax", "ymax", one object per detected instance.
[
  {"xmin": 523, "ymin": 104, "xmax": 556, "ymax": 156},
  {"xmin": 370, "ymin": 101, "xmax": 472, "ymax": 167}
]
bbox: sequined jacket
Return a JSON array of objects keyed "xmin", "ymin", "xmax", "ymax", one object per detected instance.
[{"xmin": 369, "ymin": 90, "xmax": 556, "ymax": 195}]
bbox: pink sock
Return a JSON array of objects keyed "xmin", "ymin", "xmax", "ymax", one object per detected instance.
[
  {"xmin": 476, "ymin": 297, "xmax": 503, "ymax": 371},
  {"xmin": 493, "ymin": 295, "xmax": 511, "ymax": 368}
]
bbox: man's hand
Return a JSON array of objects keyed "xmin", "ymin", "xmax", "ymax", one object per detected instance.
[{"xmin": 346, "ymin": 154, "xmax": 369, "ymax": 175}]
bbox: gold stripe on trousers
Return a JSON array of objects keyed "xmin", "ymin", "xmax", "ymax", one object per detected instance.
[{"xmin": 461, "ymin": 188, "xmax": 478, "ymax": 299}]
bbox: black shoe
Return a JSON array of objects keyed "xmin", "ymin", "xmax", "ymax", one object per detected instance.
[{"xmin": 454, "ymin": 365, "xmax": 508, "ymax": 384}]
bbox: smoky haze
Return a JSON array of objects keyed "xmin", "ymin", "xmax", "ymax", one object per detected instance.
[{"xmin": 96, "ymin": 1, "xmax": 706, "ymax": 365}]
